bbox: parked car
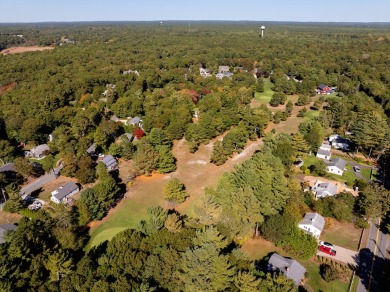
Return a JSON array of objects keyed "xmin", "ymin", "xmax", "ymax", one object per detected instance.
[
  {"xmin": 319, "ymin": 245, "xmax": 336, "ymax": 256},
  {"xmin": 353, "ymin": 166, "xmax": 360, "ymax": 173},
  {"xmin": 319, "ymin": 241, "xmax": 334, "ymax": 248}
]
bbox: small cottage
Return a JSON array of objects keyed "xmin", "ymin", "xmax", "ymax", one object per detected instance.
[{"xmin": 298, "ymin": 212, "xmax": 325, "ymax": 239}]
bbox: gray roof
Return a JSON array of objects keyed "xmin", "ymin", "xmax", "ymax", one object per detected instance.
[
  {"xmin": 268, "ymin": 253, "xmax": 306, "ymax": 286},
  {"xmin": 299, "ymin": 213, "xmax": 325, "ymax": 232},
  {"xmin": 0, "ymin": 163, "xmax": 16, "ymax": 173},
  {"xmin": 218, "ymin": 66, "xmax": 230, "ymax": 73},
  {"xmin": 102, "ymin": 155, "xmax": 117, "ymax": 168},
  {"xmin": 319, "ymin": 143, "xmax": 331, "ymax": 151},
  {"xmin": 129, "ymin": 117, "xmax": 141, "ymax": 124},
  {"xmin": 0, "ymin": 223, "xmax": 17, "ymax": 244},
  {"xmin": 31, "ymin": 144, "xmax": 50, "ymax": 157},
  {"xmin": 53, "ymin": 182, "xmax": 79, "ymax": 201},
  {"xmin": 313, "ymin": 182, "xmax": 337, "ymax": 197},
  {"xmin": 317, "ymin": 148, "xmax": 331, "ymax": 157},
  {"xmin": 327, "ymin": 158, "xmax": 346, "ymax": 171},
  {"xmin": 123, "ymin": 133, "xmax": 134, "ymax": 142},
  {"xmin": 87, "ymin": 143, "xmax": 96, "ymax": 154}
]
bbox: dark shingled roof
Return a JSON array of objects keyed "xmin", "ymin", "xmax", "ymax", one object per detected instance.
[
  {"xmin": 268, "ymin": 253, "xmax": 306, "ymax": 286},
  {"xmin": 53, "ymin": 182, "xmax": 79, "ymax": 201},
  {"xmin": 0, "ymin": 163, "xmax": 16, "ymax": 173}
]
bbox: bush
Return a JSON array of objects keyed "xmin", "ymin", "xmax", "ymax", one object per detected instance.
[
  {"xmin": 297, "ymin": 108, "xmax": 307, "ymax": 117},
  {"xmin": 320, "ymin": 264, "xmax": 340, "ymax": 282},
  {"xmin": 270, "ymin": 92, "xmax": 287, "ymax": 107}
]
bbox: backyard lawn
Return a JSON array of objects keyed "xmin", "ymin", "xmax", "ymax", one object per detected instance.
[
  {"xmin": 242, "ymin": 237, "xmax": 351, "ymax": 292},
  {"xmin": 320, "ymin": 220, "xmax": 362, "ymax": 251}
]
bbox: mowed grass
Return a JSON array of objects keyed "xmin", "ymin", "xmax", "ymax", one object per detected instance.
[
  {"xmin": 87, "ymin": 174, "xmax": 168, "ymax": 249},
  {"xmin": 320, "ymin": 220, "xmax": 362, "ymax": 251},
  {"xmin": 254, "ymin": 79, "xmax": 274, "ymax": 103},
  {"xmin": 242, "ymin": 237, "xmax": 350, "ymax": 292}
]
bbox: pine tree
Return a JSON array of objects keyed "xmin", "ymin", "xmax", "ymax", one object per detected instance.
[
  {"xmin": 163, "ymin": 178, "xmax": 188, "ymax": 206},
  {"xmin": 194, "ymin": 192, "xmax": 221, "ymax": 225},
  {"xmin": 210, "ymin": 140, "xmax": 228, "ymax": 165},
  {"xmin": 164, "ymin": 213, "xmax": 183, "ymax": 233},
  {"xmin": 234, "ymin": 271, "xmax": 261, "ymax": 292},
  {"xmin": 157, "ymin": 146, "xmax": 176, "ymax": 173},
  {"xmin": 133, "ymin": 142, "xmax": 158, "ymax": 176},
  {"xmin": 291, "ymin": 132, "xmax": 311, "ymax": 155}
]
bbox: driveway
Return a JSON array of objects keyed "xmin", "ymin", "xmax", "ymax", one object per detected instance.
[
  {"xmin": 20, "ymin": 165, "xmax": 63, "ymax": 196},
  {"xmin": 345, "ymin": 160, "xmax": 373, "ymax": 181},
  {"xmin": 317, "ymin": 245, "xmax": 358, "ymax": 266}
]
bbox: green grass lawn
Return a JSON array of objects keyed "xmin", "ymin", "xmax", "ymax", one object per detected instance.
[
  {"xmin": 321, "ymin": 221, "xmax": 361, "ymax": 251},
  {"xmin": 360, "ymin": 167, "xmax": 371, "ymax": 180},
  {"xmin": 87, "ymin": 196, "xmax": 154, "ymax": 249},
  {"xmin": 254, "ymin": 79, "xmax": 274, "ymax": 103},
  {"xmin": 303, "ymin": 260, "xmax": 350, "ymax": 292},
  {"xmin": 304, "ymin": 110, "xmax": 320, "ymax": 120}
]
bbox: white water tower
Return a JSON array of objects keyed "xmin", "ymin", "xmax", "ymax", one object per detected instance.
[{"xmin": 260, "ymin": 26, "xmax": 265, "ymax": 38}]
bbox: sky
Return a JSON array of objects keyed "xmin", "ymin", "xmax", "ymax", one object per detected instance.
[{"xmin": 0, "ymin": 0, "xmax": 389, "ymax": 23}]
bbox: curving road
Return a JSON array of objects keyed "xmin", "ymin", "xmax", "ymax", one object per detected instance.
[{"xmin": 19, "ymin": 165, "xmax": 63, "ymax": 196}]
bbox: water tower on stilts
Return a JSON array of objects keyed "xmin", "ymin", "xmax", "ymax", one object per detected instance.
[{"xmin": 260, "ymin": 26, "xmax": 265, "ymax": 38}]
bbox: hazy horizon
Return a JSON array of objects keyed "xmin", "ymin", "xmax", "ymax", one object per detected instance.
[{"xmin": 1, "ymin": 0, "xmax": 389, "ymax": 23}]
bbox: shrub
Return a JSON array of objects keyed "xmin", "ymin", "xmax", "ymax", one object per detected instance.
[{"xmin": 320, "ymin": 264, "xmax": 340, "ymax": 282}]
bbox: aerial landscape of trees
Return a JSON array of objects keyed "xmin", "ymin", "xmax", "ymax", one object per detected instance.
[{"xmin": 0, "ymin": 21, "xmax": 390, "ymax": 290}]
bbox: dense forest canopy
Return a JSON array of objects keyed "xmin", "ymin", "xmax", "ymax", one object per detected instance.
[{"xmin": 0, "ymin": 22, "xmax": 390, "ymax": 291}]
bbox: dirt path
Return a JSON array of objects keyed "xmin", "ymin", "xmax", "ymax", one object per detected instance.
[{"xmin": 1, "ymin": 46, "xmax": 54, "ymax": 55}]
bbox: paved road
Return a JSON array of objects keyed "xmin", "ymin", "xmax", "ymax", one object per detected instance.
[
  {"xmin": 20, "ymin": 165, "xmax": 63, "ymax": 196},
  {"xmin": 357, "ymin": 218, "xmax": 389, "ymax": 292},
  {"xmin": 317, "ymin": 245, "xmax": 358, "ymax": 266}
]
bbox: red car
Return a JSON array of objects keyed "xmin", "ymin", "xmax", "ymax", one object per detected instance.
[{"xmin": 319, "ymin": 245, "xmax": 336, "ymax": 256}]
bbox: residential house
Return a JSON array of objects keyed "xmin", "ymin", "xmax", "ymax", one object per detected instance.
[
  {"xmin": 102, "ymin": 155, "xmax": 118, "ymax": 171},
  {"xmin": 326, "ymin": 158, "xmax": 346, "ymax": 176},
  {"xmin": 86, "ymin": 143, "xmax": 97, "ymax": 156},
  {"xmin": 123, "ymin": 133, "xmax": 134, "ymax": 143},
  {"xmin": 0, "ymin": 223, "xmax": 17, "ymax": 244},
  {"xmin": 298, "ymin": 212, "xmax": 325, "ymax": 239},
  {"xmin": 0, "ymin": 163, "xmax": 16, "ymax": 174},
  {"xmin": 216, "ymin": 65, "xmax": 233, "ymax": 79},
  {"xmin": 199, "ymin": 68, "xmax": 212, "ymax": 78},
  {"xmin": 267, "ymin": 253, "xmax": 306, "ymax": 286},
  {"xmin": 51, "ymin": 182, "xmax": 80, "ymax": 204},
  {"xmin": 312, "ymin": 182, "xmax": 338, "ymax": 199},
  {"xmin": 128, "ymin": 116, "xmax": 142, "ymax": 127},
  {"xmin": 30, "ymin": 144, "xmax": 50, "ymax": 158},
  {"xmin": 123, "ymin": 69, "xmax": 140, "ymax": 76},
  {"xmin": 316, "ymin": 143, "xmax": 331, "ymax": 160},
  {"xmin": 317, "ymin": 84, "xmax": 334, "ymax": 95},
  {"xmin": 329, "ymin": 134, "xmax": 350, "ymax": 150}
]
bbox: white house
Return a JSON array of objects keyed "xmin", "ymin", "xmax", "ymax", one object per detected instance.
[
  {"xmin": 326, "ymin": 158, "xmax": 346, "ymax": 176},
  {"xmin": 51, "ymin": 182, "xmax": 79, "ymax": 204},
  {"xmin": 316, "ymin": 143, "xmax": 331, "ymax": 160},
  {"xmin": 312, "ymin": 182, "xmax": 338, "ymax": 199},
  {"xmin": 30, "ymin": 144, "xmax": 50, "ymax": 159},
  {"xmin": 298, "ymin": 212, "xmax": 325, "ymax": 239},
  {"xmin": 329, "ymin": 134, "xmax": 350, "ymax": 150},
  {"xmin": 199, "ymin": 68, "xmax": 212, "ymax": 78}
]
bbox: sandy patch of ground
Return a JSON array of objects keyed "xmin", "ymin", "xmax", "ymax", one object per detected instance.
[
  {"xmin": 0, "ymin": 211, "xmax": 22, "ymax": 225},
  {"xmin": 1, "ymin": 46, "xmax": 54, "ymax": 55}
]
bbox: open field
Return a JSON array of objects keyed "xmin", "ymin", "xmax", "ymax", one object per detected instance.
[
  {"xmin": 253, "ymin": 79, "xmax": 274, "ymax": 103},
  {"xmin": 0, "ymin": 211, "xmax": 22, "ymax": 225},
  {"xmin": 87, "ymin": 94, "xmax": 324, "ymax": 248},
  {"xmin": 88, "ymin": 136, "xmax": 264, "ymax": 248},
  {"xmin": 1, "ymin": 46, "xmax": 54, "ymax": 55},
  {"xmin": 320, "ymin": 219, "xmax": 362, "ymax": 251}
]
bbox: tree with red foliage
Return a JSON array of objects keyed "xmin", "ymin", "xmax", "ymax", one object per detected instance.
[{"xmin": 133, "ymin": 128, "xmax": 145, "ymax": 139}]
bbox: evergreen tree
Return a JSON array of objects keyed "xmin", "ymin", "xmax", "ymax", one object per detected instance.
[
  {"xmin": 157, "ymin": 146, "xmax": 176, "ymax": 173},
  {"xmin": 210, "ymin": 140, "xmax": 228, "ymax": 165},
  {"xmin": 234, "ymin": 271, "xmax": 261, "ymax": 292},
  {"xmin": 291, "ymin": 132, "xmax": 311, "ymax": 155},
  {"xmin": 163, "ymin": 178, "xmax": 188, "ymax": 206},
  {"xmin": 133, "ymin": 142, "xmax": 158, "ymax": 176}
]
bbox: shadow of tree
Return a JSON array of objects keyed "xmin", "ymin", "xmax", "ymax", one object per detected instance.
[{"xmin": 352, "ymin": 247, "xmax": 390, "ymax": 291}]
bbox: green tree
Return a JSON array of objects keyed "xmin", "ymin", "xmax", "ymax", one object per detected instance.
[
  {"xmin": 14, "ymin": 157, "xmax": 33, "ymax": 178},
  {"xmin": 291, "ymin": 132, "xmax": 311, "ymax": 156},
  {"xmin": 320, "ymin": 264, "xmax": 339, "ymax": 282},
  {"xmin": 164, "ymin": 213, "xmax": 183, "ymax": 233},
  {"xmin": 149, "ymin": 128, "xmax": 171, "ymax": 147},
  {"xmin": 157, "ymin": 146, "xmax": 176, "ymax": 173},
  {"xmin": 259, "ymin": 273, "xmax": 297, "ymax": 292},
  {"xmin": 234, "ymin": 271, "xmax": 261, "ymax": 292},
  {"xmin": 75, "ymin": 155, "xmax": 96, "ymax": 184},
  {"xmin": 357, "ymin": 184, "xmax": 390, "ymax": 221},
  {"xmin": 0, "ymin": 140, "xmax": 14, "ymax": 163},
  {"xmin": 210, "ymin": 140, "xmax": 228, "ymax": 165},
  {"xmin": 133, "ymin": 142, "xmax": 158, "ymax": 176},
  {"xmin": 45, "ymin": 250, "xmax": 74, "ymax": 282},
  {"xmin": 163, "ymin": 178, "xmax": 188, "ymax": 206}
]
